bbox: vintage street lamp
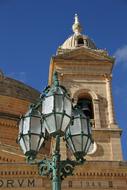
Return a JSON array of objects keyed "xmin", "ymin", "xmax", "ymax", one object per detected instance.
[
  {"xmin": 65, "ymin": 106, "xmax": 92, "ymax": 161},
  {"xmin": 18, "ymin": 72, "xmax": 93, "ymax": 190},
  {"xmin": 18, "ymin": 108, "xmax": 45, "ymax": 160}
]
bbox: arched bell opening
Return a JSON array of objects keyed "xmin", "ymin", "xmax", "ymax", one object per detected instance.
[{"xmin": 77, "ymin": 93, "xmax": 94, "ymax": 119}]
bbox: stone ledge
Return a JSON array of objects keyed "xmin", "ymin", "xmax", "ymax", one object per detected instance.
[
  {"xmin": 0, "ymin": 161, "xmax": 126, "ymax": 177},
  {"xmin": 93, "ymin": 128, "xmax": 122, "ymax": 134}
]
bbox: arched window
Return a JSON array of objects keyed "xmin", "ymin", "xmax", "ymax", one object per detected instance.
[
  {"xmin": 77, "ymin": 38, "xmax": 84, "ymax": 46},
  {"xmin": 77, "ymin": 95, "xmax": 94, "ymax": 119}
]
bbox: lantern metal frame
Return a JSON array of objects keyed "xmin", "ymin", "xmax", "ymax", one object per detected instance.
[
  {"xmin": 41, "ymin": 72, "xmax": 72, "ymax": 137},
  {"xmin": 18, "ymin": 106, "xmax": 45, "ymax": 160},
  {"xmin": 17, "ymin": 71, "xmax": 93, "ymax": 190},
  {"xmin": 65, "ymin": 106, "xmax": 93, "ymax": 160}
]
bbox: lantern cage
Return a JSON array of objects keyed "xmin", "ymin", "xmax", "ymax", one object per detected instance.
[
  {"xmin": 65, "ymin": 106, "xmax": 93, "ymax": 160},
  {"xmin": 18, "ymin": 107, "xmax": 45, "ymax": 159},
  {"xmin": 41, "ymin": 73, "xmax": 72, "ymax": 137}
]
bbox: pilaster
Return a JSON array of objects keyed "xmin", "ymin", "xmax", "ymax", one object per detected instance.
[
  {"xmin": 105, "ymin": 75, "xmax": 116, "ymax": 127},
  {"xmin": 93, "ymin": 99, "xmax": 101, "ymax": 128}
]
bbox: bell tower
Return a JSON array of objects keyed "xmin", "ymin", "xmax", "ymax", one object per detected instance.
[
  {"xmin": 0, "ymin": 14, "xmax": 126, "ymax": 190},
  {"xmin": 48, "ymin": 14, "xmax": 123, "ymax": 161}
]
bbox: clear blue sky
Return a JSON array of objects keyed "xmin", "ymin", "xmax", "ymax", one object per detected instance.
[{"xmin": 0, "ymin": 0, "xmax": 127, "ymax": 160}]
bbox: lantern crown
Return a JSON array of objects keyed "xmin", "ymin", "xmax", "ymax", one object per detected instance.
[{"xmin": 45, "ymin": 71, "xmax": 69, "ymax": 97}]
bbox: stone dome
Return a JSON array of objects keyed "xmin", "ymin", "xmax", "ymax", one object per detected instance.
[
  {"xmin": 0, "ymin": 76, "xmax": 40, "ymax": 102},
  {"xmin": 0, "ymin": 71, "xmax": 40, "ymax": 120},
  {"xmin": 61, "ymin": 34, "xmax": 96, "ymax": 50},
  {"xmin": 58, "ymin": 14, "xmax": 97, "ymax": 53}
]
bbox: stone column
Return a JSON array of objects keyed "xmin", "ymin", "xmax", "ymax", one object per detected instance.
[{"xmin": 105, "ymin": 75, "xmax": 116, "ymax": 126}]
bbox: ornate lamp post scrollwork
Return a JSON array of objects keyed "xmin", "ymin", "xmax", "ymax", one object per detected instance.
[{"xmin": 17, "ymin": 71, "xmax": 93, "ymax": 190}]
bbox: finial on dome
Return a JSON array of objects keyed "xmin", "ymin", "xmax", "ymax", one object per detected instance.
[
  {"xmin": 74, "ymin": 14, "xmax": 79, "ymax": 24},
  {"xmin": 72, "ymin": 14, "xmax": 82, "ymax": 35}
]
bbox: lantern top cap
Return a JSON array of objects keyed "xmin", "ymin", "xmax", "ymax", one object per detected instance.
[
  {"xmin": 53, "ymin": 71, "xmax": 59, "ymax": 87},
  {"xmin": 44, "ymin": 71, "xmax": 70, "ymax": 97}
]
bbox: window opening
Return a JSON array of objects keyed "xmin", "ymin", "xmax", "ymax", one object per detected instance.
[
  {"xmin": 77, "ymin": 98, "xmax": 93, "ymax": 119},
  {"xmin": 77, "ymin": 38, "xmax": 84, "ymax": 45}
]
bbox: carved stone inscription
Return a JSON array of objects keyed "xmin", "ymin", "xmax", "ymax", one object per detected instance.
[
  {"xmin": 0, "ymin": 178, "xmax": 125, "ymax": 189},
  {"xmin": 0, "ymin": 178, "xmax": 38, "ymax": 188},
  {"xmin": 67, "ymin": 180, "xmax": 112, "ymax": 189}
]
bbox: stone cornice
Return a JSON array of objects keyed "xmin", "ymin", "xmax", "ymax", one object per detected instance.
[
  {"xmin": 73, "ymin": 161, "xmax": 127, "ymax": 177},
  {"xmin": 54, "ymin": 47, "xmax": 115, "ymax": 63},
  {"xmin": 53, "ymin": 58, "xmax": 113, "ymax": 66},
  {"xmin": 56, "ymin": 58, "xmax": 113, "ymax": 64},
  {"xmin": 0, "ymin": 163, "xmax": 38, "ymax": 177},
  {"xmin": 0, "ymin": 161, "xmax": 126, "ymax": 177},
  {"xmin": 92, "ymin": 128, "xmax": 122, "ymax": 135},
  {"xmin": 0, "ymin": 118, "xmax": 18, "ymax": 128},
  {"xmin": 0, "ymin": 112, "xmax": 19, "ymax": 120},
  {"xmin": 59, "ymin": 73, "xmax": 111, "ymax": 80}
]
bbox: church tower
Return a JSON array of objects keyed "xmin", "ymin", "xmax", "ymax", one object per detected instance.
[
  {"xmin": 48, "ymin": 14, "xmax": 123, "ymax": 161},
  {"xmin": 0, "ymin": 15, "xmax": 126, "ymax": 190}
]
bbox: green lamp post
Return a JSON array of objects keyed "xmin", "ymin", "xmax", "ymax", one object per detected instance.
[{"xmin": 18, "ymin": 72, "xmax": 93, "ymax": 190}]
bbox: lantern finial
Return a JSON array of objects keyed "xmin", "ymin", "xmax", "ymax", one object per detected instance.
[{"xmin": 53, "ymin": 71, "xmax": 59, "ymax": 87}]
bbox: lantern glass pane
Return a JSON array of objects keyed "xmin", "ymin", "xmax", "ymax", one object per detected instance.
[
  {"xmin": 19, "ymin": 137, "xmax": 26, "ymax": 154},
  {"xmin": 23, "ymin": 117, "xmax": 30, "ymax": 134},
  {"xmin": 72, "ymin": 135, "xmax": 81, "ymax": 152},
  {"xmin": 64, "ymin": 97, "xmax": 72, "ymax": 116},
  {"xmin": 70, "ymin": 118, "xmax": 81, "ymax": 135},
  {"xmin": 81, "ymin": 118, "xmax": 88, "ymax": 134},
  {"xmin": 45, "ymin": 115, "xmax": 56, "ymax": 134},
  {"xmin": 42, "ymin": 96, "xmax": 54, "ymax": 114},
  {"xmin": 24, "ymin": 135, "xmax": 30, "ymax": 152},
  {"xmin": 38, "ymin": 137, "xmax": 45, "ymax": 151},
  {"xmin": 85, "ymin": 138, "xmax": 91, "ymax": 153},
  {"xmin": 31, "ymin": 116, "xmax": 41, "ymax": 134},
  {"xmin": 67, "ymin": 138, "xmax": 75, "ymax": 152},
  {"xmin": 61, "ymin": 115, "xmax": 70, "ymax": 132},
  {"xmin": 41, "ymin": 119, "xmax": 47, "ymax": 133},
  {"xmin": 55, "ymin": 114, "xmax": 62, "ymax": 131},
  {"xmin": 55, "ymin": 95, "xmax": 63, "ymax": 112},
  {"xmin": 88, "ymin": 123, "xmax": 92, "ymax": 133},
  {"xmin": 83, "ymin": 136, "xmax": 88, "ymax": 150},
  {"xmin": 30, "ymin": 135, "xmax": 40, "ymax": 151}
]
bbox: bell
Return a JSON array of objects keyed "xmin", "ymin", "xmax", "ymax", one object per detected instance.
[{"xmin": 77, "ymin": 99, "xmax": 91, "ymax": 117}]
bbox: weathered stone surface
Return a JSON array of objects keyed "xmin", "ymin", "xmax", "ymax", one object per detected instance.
[
  {"xmin": 0, "ymin": 74, "xmax": 42, "ymax": 154},
  {"xmin": 0, "ymin": 161, "xmax": 126, "ymax": 190},
  {"xmin": 0, "ymin": 77, "xmax": 40, "ymax": 102},
  {"xmin": 48, "ymin": 47, "xmax": 123, "ymax": 161}
]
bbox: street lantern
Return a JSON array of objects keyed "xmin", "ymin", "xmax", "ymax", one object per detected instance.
[
  {"xmin": 17, "ymin": 71, "xmax": 93, "ymax": 190},
  {"xmin": 65, "ymin": 106, "xmax": 92, "ymax": 160},
  {"xmin": 41, "ymin": 72, "xmax": 72, "ymax": 136},
  {"xmin": 18, "ymin": 107, "xmax": 45, "ymax": 159}
]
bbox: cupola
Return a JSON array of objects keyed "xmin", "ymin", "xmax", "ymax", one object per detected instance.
[{"xmin": 57, "ymin": 14, "xmax": 97, "ymax": 54}]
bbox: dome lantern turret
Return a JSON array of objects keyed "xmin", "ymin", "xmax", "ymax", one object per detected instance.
[
  {"xmin": 57, "ymin": 14, "xmax": 97, "ymax": 54},
  {"xmin": 72, "ymin": 14, "xmax": 82, "ymax": 35}
]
